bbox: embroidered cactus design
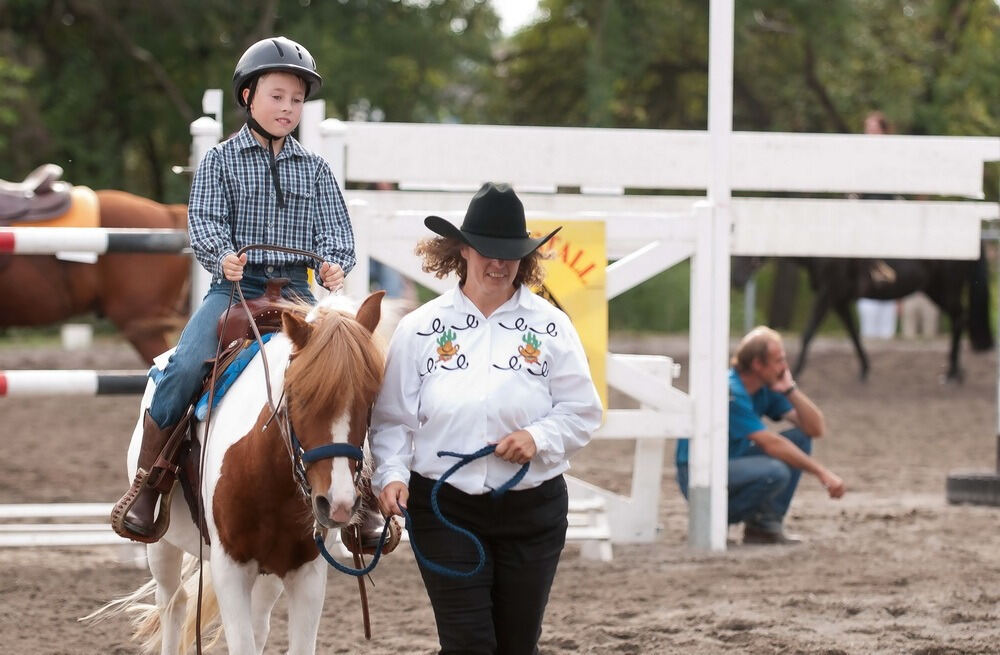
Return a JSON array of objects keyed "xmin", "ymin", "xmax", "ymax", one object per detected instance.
[
  {"xmin": 518, "ymin": 332, "xmax": 542, "ymax": 363},
  {"xmin": 436, "ymin": 329, "xmax": 460, "ymax": 361}
]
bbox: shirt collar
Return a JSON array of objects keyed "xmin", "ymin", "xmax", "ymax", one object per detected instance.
[
  {"xmin": 447, "ymin": 284, "xmax": 533, "ymax": 317},
  {"xmin": 233, "ymin": 123, "xmax": 307, "ymax": 160},
  {"xmin": 514, "ymin": 285, "xmax": 534, "ymax": 310}
]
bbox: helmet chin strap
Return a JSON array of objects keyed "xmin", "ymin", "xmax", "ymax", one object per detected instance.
[{"xmin": 246, "ymin": 108, "xmax": 286, "ymax": 209}]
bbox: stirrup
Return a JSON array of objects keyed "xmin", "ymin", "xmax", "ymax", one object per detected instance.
[
  {"xmin": 340, "ymin": 517, "xmax": 402, "ymax": 556},
  {"xmin": 110, "ymin": 470, "xmax": 175, "ymax": 544}
]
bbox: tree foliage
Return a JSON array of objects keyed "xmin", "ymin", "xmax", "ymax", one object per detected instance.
[
  {"xmin": 496, "ymin": 0, "xmax": 999, "ymax": 139},
  {"xmin": 0, "ymin": 0, "xmax": 996, "ymax": 200},
  {"xmin": 0, "ymin": 0, "xmax": 499, "ymax": 201}
]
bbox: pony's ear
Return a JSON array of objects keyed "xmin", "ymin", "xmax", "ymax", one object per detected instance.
[
  {"xmin": 281, "ymin": 311, "xmax": 313, "ymax": 350},
  {"xmin": 355, "ymin": 290, "xmax": 385, "ymax": 334}
]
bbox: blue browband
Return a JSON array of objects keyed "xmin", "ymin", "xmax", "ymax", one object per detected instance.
[{"xmin": 291, "ymin": 432, "xmax": 364, "ymax": 464}]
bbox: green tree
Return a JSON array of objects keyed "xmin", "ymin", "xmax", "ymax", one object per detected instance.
[
  {"xmin": 490, "ymin": 0, "xmax": 708, "ymax": 128},
  {"xmin": 0, "ymin": 55, "xmax": 30, "ymax": 152},
  {"xmin": 0, "ymin": 0, "xmax": 500, "ymax": 200},
  {"xmin": 494, "ymin": 0, "xmax": 999, "ymax": 142}
]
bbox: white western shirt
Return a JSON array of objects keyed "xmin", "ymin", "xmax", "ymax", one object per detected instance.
[{"xmin": 370, "ymin": 285, "xmax": 603, "ymax": 495}]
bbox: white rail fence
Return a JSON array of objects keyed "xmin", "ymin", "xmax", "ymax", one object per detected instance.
[
  {"xmin": 2, "ymin": 101, "xmax": 996, "ymax": 555},
  {"xmin": 306, "ymin": 112, "xmax": 998, "ymax": 552}
]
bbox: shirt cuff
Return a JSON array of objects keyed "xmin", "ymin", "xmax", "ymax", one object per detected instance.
[
  {"xmin": 524, "ymin": 426, "xmax": 558, "ymax": 466},
  {"xmin": 372, "ymin": 466, "xmax": 411, "ymax": 496},
  {"xmin": 217, "ymin": 250, "xmax": 236, "ymax": 278}
]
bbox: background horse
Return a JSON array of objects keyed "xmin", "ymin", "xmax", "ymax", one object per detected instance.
[
  {"xmin": 86, "ymin": 291, "xmax": 387, "ymax": 655},
  {"xmin": 732, "ymin": 250, "xmax": 993, "ymax": 381},
  {"xmin": 0, "ymin": 190, "xmax": 190, "ymax": 364}
]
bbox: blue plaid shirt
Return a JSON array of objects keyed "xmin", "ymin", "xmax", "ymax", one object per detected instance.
[{"xmin": 188, "ymin": 124, "xmax": 355, "ymax": 281}]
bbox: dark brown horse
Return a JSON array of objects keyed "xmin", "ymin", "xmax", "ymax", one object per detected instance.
[
  {"xmin": 0, "ymin": 190, "xmax": 190, "ymax": 364},
  {"xmin": 732, "ymin": 250, "xmax": 994, "ymax": 382}
]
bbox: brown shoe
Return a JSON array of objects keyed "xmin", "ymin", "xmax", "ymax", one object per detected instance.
[
  {"xmin": 111, "ymin": 410, "xmax": 180, "ymax": 543},
  {"xmin": 743, "ymin": 525, "xmax": 803, "ymax": 545}
]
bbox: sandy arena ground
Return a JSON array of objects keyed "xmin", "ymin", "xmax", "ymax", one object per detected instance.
[{"xmin": 1, "ymin": 333, "xmax": 998, "ymax": 654}]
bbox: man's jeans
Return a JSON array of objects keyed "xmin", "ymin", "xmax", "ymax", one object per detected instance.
[
  {"xmin": 676, "ymin": 428, "xmax": 812, "ymax": 533},
  {"xmin": 148, "ymin": 265, "xmax": 313, "ymax": 429}
]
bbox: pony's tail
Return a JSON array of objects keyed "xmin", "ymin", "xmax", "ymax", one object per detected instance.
[
  {"xmin": 79, "ymin": 573, "xmax": 158, "ymax": 626},
  {"xmin": 79, "ymin": 554, "xmax": 223, "ymax": 654},
  {"xmin": 968, "ymin": 243, "xmax": 994, "ymax": 351}
]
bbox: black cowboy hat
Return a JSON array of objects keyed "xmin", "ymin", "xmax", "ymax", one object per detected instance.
[{"xmin": 424, "ymin": 183, "xmax": 561, "ymax": 260}]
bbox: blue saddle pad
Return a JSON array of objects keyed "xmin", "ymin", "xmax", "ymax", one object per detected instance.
[
  {"xmin": 147, "ymin": 333, "xmax": 276, "ymax": 421},
  {"xmin": 194, "ymin": 332, "xmax": 275, "ymax": 420}
]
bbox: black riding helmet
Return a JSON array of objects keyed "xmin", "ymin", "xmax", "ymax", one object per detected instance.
[
  {"xmin": 232, "ymin": 36, "xmax": 322, "ymax": 107},
  {"xmin": 232, "ymin": 36, "xmax": 322, "ymax": 208}
]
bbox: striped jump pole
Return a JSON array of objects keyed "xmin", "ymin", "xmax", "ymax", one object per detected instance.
[
  {"xmin": 0, "ymin": 370, "xmax": 148, "ymax": 396},
  {"xmin": 0, "ymin": 227, "xmax": 189, "ymax": 254}
]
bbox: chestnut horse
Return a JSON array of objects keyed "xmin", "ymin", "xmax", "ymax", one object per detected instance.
[
  {"xmin": 87, "ymin": 291, "xmax": 387, "ymax": 654},
  {"xmin": 0, "ymin": 190, "xmax": 189, "ymax": 364}
]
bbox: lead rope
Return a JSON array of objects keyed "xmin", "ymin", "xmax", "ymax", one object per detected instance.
[
  {"xmin": 312, "ymin": 445, "xmax": 529, "ymax": 579},
  {"xmin": 402, "ymin": 445, "xmax": 528, "ymax": 578}
]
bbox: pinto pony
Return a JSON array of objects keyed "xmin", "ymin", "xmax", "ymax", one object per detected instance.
[
  {"xmin": 86, "ymin": 291, "xmax": 388, "ymax": 654},
  {"xmin": 0, "ymin": 190, "xmax": 189, "ymax": 364}
]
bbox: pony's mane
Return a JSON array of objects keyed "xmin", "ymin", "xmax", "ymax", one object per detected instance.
[
  {"xmin": 306, "ymin": 292, "xmax": 360, "ymax": 322},
  {"xmin": 284, "ymin": 298, "xmax": 386, "ymax": 421},
  {"xmin": 305, "ymin": 291, "xmax": 409, "ymax": 348}
]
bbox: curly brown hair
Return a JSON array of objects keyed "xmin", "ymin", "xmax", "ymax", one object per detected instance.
[{"xmin": 414, "ymin": 236, "xmax": 550, "ymax": 289}]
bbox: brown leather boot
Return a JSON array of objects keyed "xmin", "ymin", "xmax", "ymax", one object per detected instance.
[{"xmin": 110, "ymin": 410, "xmax": 180, "ymax": 543}]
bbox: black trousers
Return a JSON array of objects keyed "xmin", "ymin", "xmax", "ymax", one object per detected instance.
[{"xmin": 408, "ymin": 472, "xmax": 569, "ymax": 655}]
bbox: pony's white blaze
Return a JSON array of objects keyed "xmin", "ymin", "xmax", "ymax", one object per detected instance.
[{"xmin": 324, "ymin": 412, "xmax": 355, "ymax": 525}]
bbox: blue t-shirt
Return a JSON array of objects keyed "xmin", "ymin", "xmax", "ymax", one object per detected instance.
[{"xmin": 675, "ymin": 368, "xmax": 792, "ymax": 465}]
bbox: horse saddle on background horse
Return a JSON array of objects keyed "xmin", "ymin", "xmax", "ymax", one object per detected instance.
[{"xmin": 0, "ymin": 164, "xmax": 73, "ymax": 223}]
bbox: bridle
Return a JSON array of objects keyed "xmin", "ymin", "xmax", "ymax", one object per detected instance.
[
  {"xmin": 195, "ymin": 244, "xmax": 381, "ymax": 651},
  {"xmin": 277, "ymin": 401, "xmax": 366, "ymax": 502},
  {"xmin": 218, "ymin": 245, "xmax": 371, "ymax": 532}
]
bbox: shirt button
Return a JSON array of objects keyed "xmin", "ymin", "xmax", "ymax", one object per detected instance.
[{"xmin": 266, "ymin": 265, "xmax": 274, "ymax": 274}]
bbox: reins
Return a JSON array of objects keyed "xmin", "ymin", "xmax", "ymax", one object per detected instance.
[{"xmin": 194, "ymin": 243, "xmax": 328, "ymax": 655}]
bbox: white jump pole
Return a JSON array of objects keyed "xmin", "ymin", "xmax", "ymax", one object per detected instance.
[
  {"xmin": 0, "ymin": 370, "xmax": 148, "ymax": 396},
  {"xmin": 0, "ymin": 228, "xmax": 188, "ymax": 254}
]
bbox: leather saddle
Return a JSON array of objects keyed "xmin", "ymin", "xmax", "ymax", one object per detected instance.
[
  {"xmin": 166, "ymin": 277, "xmax": 294, "ymax": 544},
  {"xmin": 217, "ymin": 277, "xmax": 290, "ymax": 347},
  {"xmin": 0, "ymin": 164, "xmax": 73, "ymax": 223}
]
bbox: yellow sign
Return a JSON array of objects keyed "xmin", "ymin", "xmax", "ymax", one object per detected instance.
[{"xmin": 529, "ymin": 219, "xmax": 607, "ymax": 409}]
